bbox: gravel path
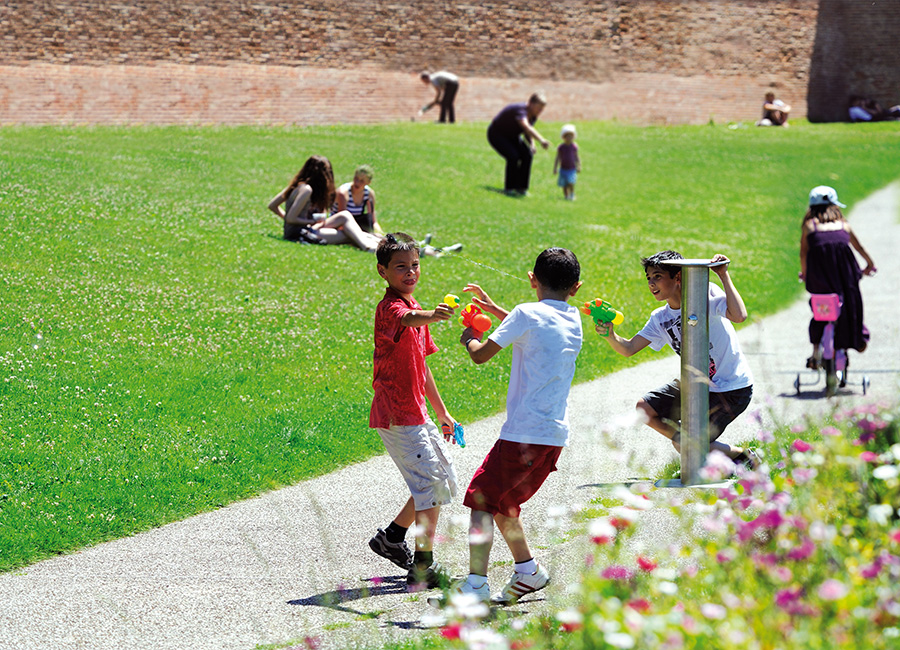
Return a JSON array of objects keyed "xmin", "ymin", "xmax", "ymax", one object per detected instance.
[{"xmin": 1, "ymin": 185, "xmax": 897, "ymax": 650}]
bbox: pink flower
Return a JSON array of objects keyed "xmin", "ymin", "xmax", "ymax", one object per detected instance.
[
  {"xmin": 701, "ymin": 603, "xmax": 727, "ymax": 620},
  {"xmin": 860, "ymin": 451, "xmax": 879, "ymax": 463},
  {"xmin": 786, "ymin": 538, "xmax": 816, "ymax": 561},
  {"xmin": 792, "ymin": 467, "xmax": 818, "ymax": 484},
  {"xmin": 440, "ymin": 624, "xmax": 462, "ymax": 640},
  {"xmin": 792, "ymin": 439, "xmax": 812, "ymax": 453},
  {"xmin": 890, "ymin": 529, "xmax": 900, "ymax": 544},
  {"xmin": 775, "ymin": 587, "xmax": 803, "ymax": 609},
  {"xmin": 637, "ymin": 555, "xmax": 658, "ymax": 572},
  {"xmin": 860, "ymin": 562, "xmax": 882, "ymax": 579},
  {"xmin": 820, "ymin": 426, "xmax": 841, "ymax": 437},
  {"xmin": 818, "ymin": 579, "xmax": 848, "ymax": 601},
  {"xmin": 770, "ymin": 566, "xmax": 793, "ymax": 582},
  {"xmin": 602, "ymin": 565, "xmax": 634, "ymax": 581}
]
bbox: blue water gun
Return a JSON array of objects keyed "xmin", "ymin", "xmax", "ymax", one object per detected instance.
[{"xmin": 441, "ymin": 422, "xmax": 466, "ymax": 448}]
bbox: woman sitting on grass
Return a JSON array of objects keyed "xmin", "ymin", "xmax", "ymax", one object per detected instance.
[
  {"xmin": 333, "ymin": 164, "xmax": 383, "ymax": 237},
  {"xmin": 268, "ymin": 155, "xmax": 382, "ymax": 252}
]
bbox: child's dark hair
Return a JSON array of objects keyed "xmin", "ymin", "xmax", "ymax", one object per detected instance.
[
  {"xmin": 641, "ymin": 250, "xmax": 684, "ymax": 278},
  {"xmin": 376, "ymin": 232, "xmax": 419, "ymax": 266},
  {"xmin": 533, "ymin": 248, "xmax": 580, "ymax": 292}
]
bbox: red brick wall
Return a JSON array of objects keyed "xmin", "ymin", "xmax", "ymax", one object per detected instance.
[
  {"xmin": 1, "ymin": 1, "xmax": 817, "ymax": 81},
  {"xmin": 5, "ymin": 1, "xmax": 887, "ymax": 125}
]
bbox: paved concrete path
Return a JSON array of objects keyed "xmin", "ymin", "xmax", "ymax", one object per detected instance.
[{"xmin": 1, "ymin": 185, "xmax": 897, "ymax": 650}]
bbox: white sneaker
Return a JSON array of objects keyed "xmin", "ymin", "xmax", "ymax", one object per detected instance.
[
  {"xmin": 490, "ymin": 564, "xmax": 550, "ymax": 605},
  {"xmin": 426, "ymin": 578, "xmax": 489, "ymax": 609},
  {"xmin": 452, "ymin": 579, "xmax": 490, "ymax": 602}
]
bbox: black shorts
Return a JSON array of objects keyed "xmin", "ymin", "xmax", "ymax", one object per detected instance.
[{"xmin": 642, "ymin": 380, "xmax": 753, "ymax": 441}]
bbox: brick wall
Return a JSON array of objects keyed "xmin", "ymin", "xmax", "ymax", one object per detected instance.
[
  {"xmin": 1, "ymin": 1, "xmax": 817, "ymax": 82},
  {"xmin": 1, "ymin": 1, "xmax": 894, "ymax": 125}
]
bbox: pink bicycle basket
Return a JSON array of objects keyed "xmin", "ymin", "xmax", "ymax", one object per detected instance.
[{"xmin": 810, "ymin": 293, "xmax": 842, "ymax": 322}]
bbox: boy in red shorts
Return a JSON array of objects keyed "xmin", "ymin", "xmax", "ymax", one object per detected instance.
[{"xmin": 453, "ymin": 247, "xmax": 583, "ymax": 604}]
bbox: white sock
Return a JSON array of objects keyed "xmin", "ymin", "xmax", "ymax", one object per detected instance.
[
  {"xmin": 466, "ymin": 573, "xmax": 487, "ymax": 588},
  {"xmin": 515, "ymin": 559, "xmax": 537, "ymax": 575}
]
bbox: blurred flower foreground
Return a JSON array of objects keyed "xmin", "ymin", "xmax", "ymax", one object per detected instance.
[{"xmin": 434, "ymin": 401, "xmax": 900, "ymax": 650}]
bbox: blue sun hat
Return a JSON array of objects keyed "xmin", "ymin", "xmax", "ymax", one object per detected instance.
[{"xmin": 809, "ymin": 185, "xmax": 846, "ymax": 208}]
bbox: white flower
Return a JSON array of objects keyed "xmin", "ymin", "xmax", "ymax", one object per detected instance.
[
  {"xmin": 461, "ymin": 626, "xmax": 509, "ymax": 650},
  {"xmin": 868, "ymin": 504, "xmax": 894, "ymax": 526},
  {"xmin": 611, "ymin": 485, "xmax": 653, "ymax": 510},
  {"xmin": 448, "ymin": 592, "xmax": 490, "ymax": 620},
  {"xmin": 809, "ymin": 520, "xmax": 837, "ymax": 542},
  {"xmin": 605, "ymin": 632, "xmax": 636, "ymax": 648},
  {"xmin": 873, "ymin": 465, "xmax": 900, "ymax": 480},
  {"xmin": 556, "ymin": 608, "xmax": 583, "ymax": 626},
  {"xmin": 588, "ymin": 518, "xmax": 617, "ymax": 542},
  {"xmin": 658, "ymin": 581, "xmax": 678, "ymax": 595}
]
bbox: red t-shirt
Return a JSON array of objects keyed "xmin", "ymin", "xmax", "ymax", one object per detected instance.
[{"xmin": 369, "ymin": 288, "xmax": 439, "ymax": 428}]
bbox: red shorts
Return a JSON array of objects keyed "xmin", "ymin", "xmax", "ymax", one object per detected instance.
[{"xmin": 463, "ymin": 440, "xmax": 562, "ymax": 518}]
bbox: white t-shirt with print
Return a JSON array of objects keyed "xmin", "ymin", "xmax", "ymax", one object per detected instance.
[
  {"xmin": 636, "ymin": 283, "xmax": 753, "ymax": 393},
  {"xmin": 488, "ymin": 299, "xmax": 583, "ymax": 447}
]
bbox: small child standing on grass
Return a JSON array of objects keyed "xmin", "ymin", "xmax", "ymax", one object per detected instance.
[
  {"xmin": 451, "ymin": 248, "xmax": 583, "ymax": 604},
  {"xmin": 595, "ymin": 250, "xmax": 758, "ymax": 468},
  {"xmin": 553, "ymin": 124, "xmax": 581, "ymax": 201},
  {"xmin": 368, "ymin": 232, "xmax": 462, "ymax": 590}
]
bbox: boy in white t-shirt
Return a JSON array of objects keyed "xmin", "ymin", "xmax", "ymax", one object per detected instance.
[
  {"xmin": 451, "ymin": 248, "xmax": 583, "ymax": 605},
  {"xmin": 596, "ymin": 250, "xmax": 757, "ymax": 468}
]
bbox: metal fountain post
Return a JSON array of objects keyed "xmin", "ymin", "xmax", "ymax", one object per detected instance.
[{"xmin": 657, "ymin": 258, "xmax": 727, "ymax": 488}]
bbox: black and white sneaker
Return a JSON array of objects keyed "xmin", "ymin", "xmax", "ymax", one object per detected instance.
[{"xmin": 368, "ymin": 528, "xmax": 413, "ymax": 570}]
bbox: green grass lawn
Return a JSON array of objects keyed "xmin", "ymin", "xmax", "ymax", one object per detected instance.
[{"xmin": 0, "ymin": 120, "xmax": 898, "ymax": 572}]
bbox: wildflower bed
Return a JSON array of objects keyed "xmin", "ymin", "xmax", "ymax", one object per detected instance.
[{"xmin": 417, "ymin": 402, "xmax": 900, "ymax": 650}]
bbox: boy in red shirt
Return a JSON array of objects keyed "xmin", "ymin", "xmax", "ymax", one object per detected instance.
[{"xmin": 368, "ymin": 232, "xmax": 461, "ymax": 590}]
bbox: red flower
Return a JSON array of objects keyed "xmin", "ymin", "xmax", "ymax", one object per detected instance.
[
  {"xmin": 637, "ymin": 555, "xmax": 658, "ymax": 572},
  {"xmin": 440, "ymin": 624, "xmax": 462, "ymax": 641},
  {"xmin": 610, "ymin": 517, "xmax": 632, "ymax": 530},
  {"xmin": 627, "ymin": 598, "xmax": 652, "ymax": 613}
]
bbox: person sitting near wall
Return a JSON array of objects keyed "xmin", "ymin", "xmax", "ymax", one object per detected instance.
[
  {"xmin": 756, "ymin": 91, "xmax": 791, "ymax": 127},
  {"xmin": 848, "ymin": 95, "xmax": 900, "ymax": 122}
]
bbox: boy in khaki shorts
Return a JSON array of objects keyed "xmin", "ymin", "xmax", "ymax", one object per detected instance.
[
  {"xmin": 452, "ymin": 247, "xmax": 583, "ymax": 604},
  {"xmin": 368, "ymin": 232, "xmax": 461, "ymax": 590}
]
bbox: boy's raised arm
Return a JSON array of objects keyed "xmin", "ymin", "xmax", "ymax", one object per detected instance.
[
  {"xmin": 710, "ymin": 254, "xmax": 748, "ymax": 324},
  {"xmin": 463, "ymin": 283, "xmax": 508, "ymax": 320}
]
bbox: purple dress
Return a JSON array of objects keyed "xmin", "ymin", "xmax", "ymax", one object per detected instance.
[{"xmin": 804, "ymin": 223, "xmax": 869, "ymax": 351}]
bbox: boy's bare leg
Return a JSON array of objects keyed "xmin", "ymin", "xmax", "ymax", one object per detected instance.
[
  {"xmin": 393, "ymin": 496, "xmax": 416, "ymax": 528},
  {"xmin": 637, "ymin": 400, "xmax": 678, "ymax": 441},
  {"xmin": 415, "ymin": 506, "xmax": 440, "ymax": 552},
  {"xmin": 468, "ymin": 510, "xmax": 494, "ymax": 576},
  {"xmin": 494, "ymin": 512, "xmax": 532, "ymax": 563}
]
